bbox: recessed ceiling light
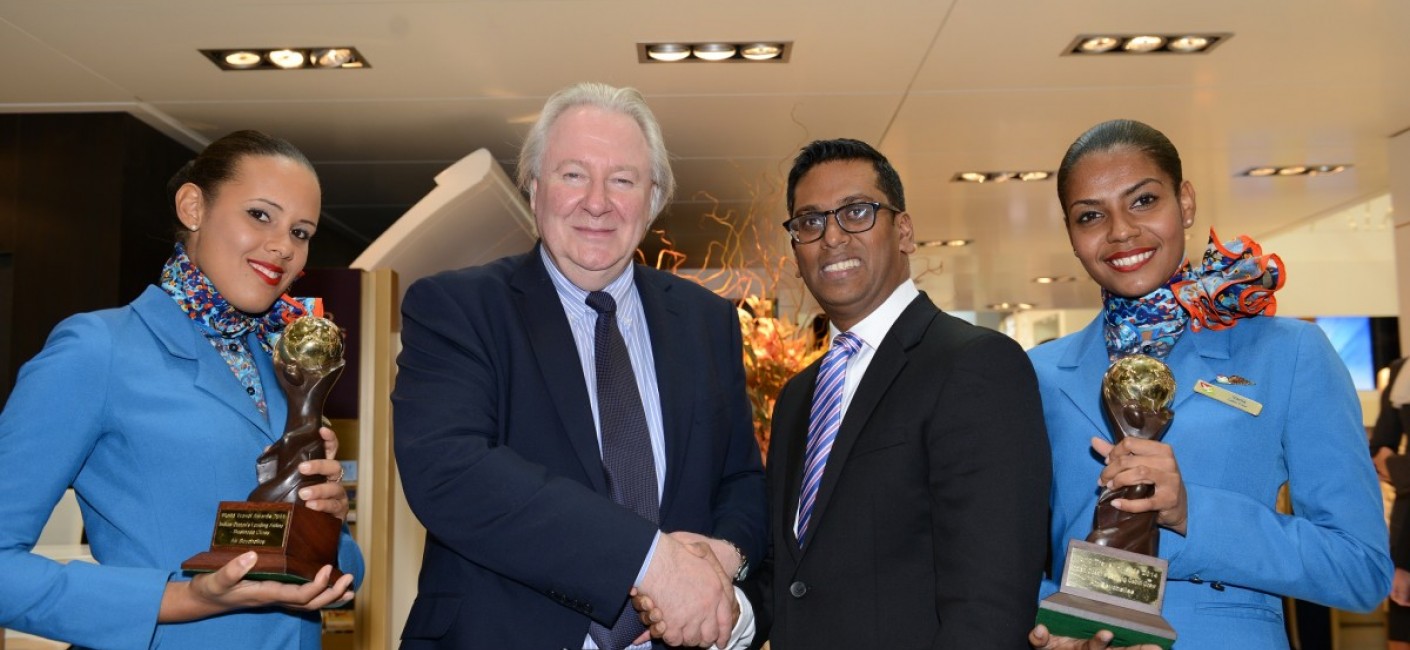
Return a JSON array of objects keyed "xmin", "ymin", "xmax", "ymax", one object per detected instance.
[
  {"xmin": 1033, "ymin": 276, "xmax": 1075, "ymax": 284},
  {"xmin": 268, "ymin": 49, "xmax": 306, "ymax": 69},
  {"xmin": 917, "ymin": 239, "xmax": 973, "ymax": 248},
  {"xmin": 1123, "ymin": 35, "xmax": 1166, "ymax": 52},
  {"xmin": 740, "ymin": 43, "xmax": 783, "ymax": 61},
  {"xmin": 987, "ymin": 302, "xmax": 1035, "ymax": 311},
  {"xmin": 1167, "ymin": 36, "xmax": 1211, "ymax": 53},
  {"xmin": 646, "ymin": 43, "xmax": 691, "ymax": 62},
  {"xmin": 223, "ymin": 51, "xmax": 261, "ymax": 69},
  {"xmin": 201, "ymin": 47, "xmax": 369, "ymax": 71},
  {"xmin": 1239, "ymin": 164, "xmax": 1350, "ymax": 177},
  {"xmin": 312, "ymin": 48, "xmax": 355, "ymax": 68},
  {"xmin": 692, "ymin": 43, "xmax": 737, "ymax": 61},
  {"xmin": 1065, "ymin": 33, "xmax": 1230, "ymax": 56},
  {"xmin": 1078, "ymin": 36, "xmax": 1120, "ymax": 53},
  {"xmin": 952, "ymin": 170, "xmax": 1054, "ymax": 183}
]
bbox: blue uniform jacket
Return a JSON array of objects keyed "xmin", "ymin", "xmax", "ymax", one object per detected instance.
[
  {"xmin": 1031, "ymin": 314, "xmax": 1390, "ymax": 649},
  {"xmin": 0, "ymin": 285, "xmax": 364, "ymax": 649}
]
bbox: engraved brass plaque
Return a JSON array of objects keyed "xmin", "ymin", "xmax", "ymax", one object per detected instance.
[
  {"xmin": 211, "ymin": 507, "xmax": 292, "ymax": 549},
  {"xmin": 1065, "ymin": 544, "xmax": 1165, "ymax": 606}
]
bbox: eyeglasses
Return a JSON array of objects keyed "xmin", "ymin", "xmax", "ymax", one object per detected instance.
[{"xmin": 781, "ymin": 201, "xmax": 900, "ymax": 244}]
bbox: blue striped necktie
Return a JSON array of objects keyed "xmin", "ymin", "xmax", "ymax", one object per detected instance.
[
  {"xmin": 796, "ymin": 331, "xmax": 861, "ymax": 548},
  {"xmin": 585, "ymin": 290, "xmax": 657, "ymax": 650}
]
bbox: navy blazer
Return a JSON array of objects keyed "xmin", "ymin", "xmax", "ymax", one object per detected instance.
[
  {"xmin": 393, "ymin": 246, "xmax": 766, "ymax": 648},
  {"xmin": 0, "ymin": 285, "xmax": 364, "ymax": 649},
  {"xmin": 1032, "ymin": 314, "xmax": 1391, "ymax": 649}
]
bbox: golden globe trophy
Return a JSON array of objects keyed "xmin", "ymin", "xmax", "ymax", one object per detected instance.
[
  {"xmin": 182, "ymin": 314, "xmax": 347, "ymax": 584},
  {"xmin": 1036, "ymin": 355, "xmax": 1178, "ymax": 649}
]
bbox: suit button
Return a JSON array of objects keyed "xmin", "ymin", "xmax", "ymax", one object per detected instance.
[
  {"xmin": 1190, "ymin": 575, "xmax": 1203, "ymax": 585},
  {"xmin": 789, "ymin": 581, "xmax": 808, "ymax": 598},
  {"xmin": 1211, "ymin": 581, "xmax": 1225, "ymax": 591}
]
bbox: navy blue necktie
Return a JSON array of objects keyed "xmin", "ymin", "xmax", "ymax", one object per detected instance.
[{"xmin": 585, "ymin": 290, "xmax": 658, "ymax": 650}]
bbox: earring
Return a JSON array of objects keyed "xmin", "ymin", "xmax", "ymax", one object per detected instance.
[{"xmin": 188, "ymin": 223, "xmax": 199, "ymax": 232}]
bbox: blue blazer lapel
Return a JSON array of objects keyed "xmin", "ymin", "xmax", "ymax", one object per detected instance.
[
  {"xmin": 635, "ymin": 266, "xmax": 692, "ymax": 519},
  {"xmin": 803, "ymin": 294, "xmax": 935, "ymax": 555},
  {"xmin": 131, "ymin": 286, "xmax": 278, "ymax": 441},
  {"xmin": 1056, "ymin": 318, "xmax": 1111, "ymax": 438},
  {"xmin": 510, "ymin": 248, "xmax": 609, "ymax": 494},
  {"xmin": 1057, "ymin": 314, "xmax": 1228, "ymax": 442},
  {"xmin": 1166, "ymin": 325, "xmax": 1230, "ymax": 419}
]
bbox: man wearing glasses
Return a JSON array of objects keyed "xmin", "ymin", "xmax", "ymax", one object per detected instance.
[{"xmin": 744, "ymin": 138, "xmax": 1052, "ymax": 648}]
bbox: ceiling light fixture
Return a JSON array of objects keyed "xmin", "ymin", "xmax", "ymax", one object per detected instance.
[
  {"xmin": 223, "ymin": 51, "xmax": 262, "ymax": 69},
  {"xmin": 267, "ymin": 49, "xmax": 306, "ymax": 69},
  {"xmin": 1064, "ymin": 33, "xmax": 1231, "ymax": 56},
  {"xmin": 987, "ymin": 302, "xmax": 1036, "ymax": 311},
  {"xmin": 1032, "ymin": 276, "xmax": 1076, "ymax": 284},
  {"xmin": 1239, "ymin": 164, "xmax": 1350, "ymax": 178},
  {"xmin": 917, "ymin": 239, "xmax": 973, "ymax": 248},
  {"xmin": 646, "ymin": 43, "xmax": 691, "ymax": 62},
  {"xmin": 740, "ymin": 43, "xmax": 783, "ymax": 60},
  {"xmin": 952, "ymin": 170, "xmax": 1055, "ymax": 183},
  {"xmin": 638, "ymin": 41, "xmax": 791, "ymax": 63},
  {"xmin": 692, "ymin": 43, "xmax": 738, "ymax": 61},
  {"xmin": 201, "ymin": 47, "xmax": 369, "ymax": 71}
]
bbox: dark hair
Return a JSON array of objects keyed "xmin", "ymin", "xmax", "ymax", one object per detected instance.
[
  {"xmin": 786, "ymin": 138, "xmax": 905, "ymax": 215},
  {"xmin": 167, "ymin": 129, "xmax": 315, "ymax": 238},
  {"xmin": 1056, "ymin": 119, "xmax": 1182, "ymax": 209}
]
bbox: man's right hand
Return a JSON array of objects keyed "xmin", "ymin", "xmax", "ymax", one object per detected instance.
[
  {"xmin": 1028, "ymin": 624, "xmax": 1161, "ymax": 650},
  {"xmin": 638, "ymin": 533, "xmax": 734, "ymax": 647}
]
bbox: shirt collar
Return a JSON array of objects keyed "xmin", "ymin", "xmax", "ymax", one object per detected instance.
[
  {"xmin": 539, "ymin": 245, "xmax": 639, "ymax": 322},
  {"xmin": 828, "ymin": 279, "xmax": 918, "ymax": 351}
]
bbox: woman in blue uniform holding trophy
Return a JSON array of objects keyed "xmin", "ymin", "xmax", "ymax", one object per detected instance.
[
  {"xmin": 1028, "ymin": 119, "xmax": 1389, "ymax": 649},
  {"xmin": 0, "ymin": 130, "xmax": 363, "ymax": 648}
]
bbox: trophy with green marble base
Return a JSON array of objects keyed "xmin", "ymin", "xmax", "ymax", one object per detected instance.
[
  {"xmin": 182, "ymin": 314, "xmax": 346, "ymax": 584},
  {"xmin": 1036, "ymin": 355, "xmax": 1178, "ymax": 649}
]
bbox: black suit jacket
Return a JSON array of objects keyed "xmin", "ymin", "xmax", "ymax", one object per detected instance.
[
  {"xmin": 747, "ymin": 293, "xmax": 1051, "ymax": 649},
  {"xmin": 392, "ymin": 246, "xmax": 766, "ymax": 648},
  {"xmin": 1372, "ymin": 358, "xmax": 1410, "ymax": 568}
]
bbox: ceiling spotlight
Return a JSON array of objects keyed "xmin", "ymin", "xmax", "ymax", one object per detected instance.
[
  {"xmin": 267, "ymin": 49, "xmax": 306, "ymax": 69},
  {"xmin": 692, "ymin": 43, "xmax": 737, "ymax": 61},
  {"xmin": 740, "ymin": 43, "xmax": 783, "ymax": 60},
  {"xmin": 1123, "ymin": 35, "xmax": 1166, "ymax": 52},
  {"xmin": 987, "ymin": 302, "xmax": 1035, "ymax": 311},
  {"xmin": 1245, "ymin": 167, "xmax": 1278, "ymax": 177},
  {"xmin": 646, "ymin": 43, "xmax": 691, "ymax": 62},
  {"xmin": 1033, "ymin": 276, "xmax": 1075, "ymax": 284},
  {"xmin": 223, "ymin": 51, "xmax": 261, "ymax": 69},
  {"xmin": 1167, "ymin": 36, "xmax": 1211, "ymax": 53},
  {"xmin": 1277, "ymin": 166, "xmax": 1307, "ymax": 176},
  {"xmin": 1078, "ymin": 36, "xmax": 1121, "ymax": 53},
  {"xmin": 1019, "ymin": 171, "xmax": 1051, "ymax": 181},
  {"xmin": 957, "ymin": 172, "xmax": 987, "ymax": 183},
  {"xmin": 918, "ymin": 239, "xmax": 973, "ymax": 248},
  {"xmin": 1067, "ymin": 33, "xmax": 1229, "ymax": 56},
  {"xmin": 1309, "ymin": 164, "xmax": 1347, "ymax": 175},
  {"xmin": 312, "ymin": 48, "xmax": 355, "ymax": 68}
]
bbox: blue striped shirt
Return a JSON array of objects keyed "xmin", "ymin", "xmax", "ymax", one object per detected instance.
[{"xmin": 540, "ymin": 248, "xmax": 664, "ymax": 650}]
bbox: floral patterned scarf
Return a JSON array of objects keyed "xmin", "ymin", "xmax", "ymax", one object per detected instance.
[
  {"xmin": 1102, "ymin": 229, "xmax": 1283, "ymax": 361},
  {"xmin": 159, "ymin": 242, "xmax": 310, "ymax": 415}
]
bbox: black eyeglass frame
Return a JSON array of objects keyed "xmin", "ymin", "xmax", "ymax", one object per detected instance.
[{"xmin": 781, "ymin": 201, "xmax": 902, "ymax": 244}]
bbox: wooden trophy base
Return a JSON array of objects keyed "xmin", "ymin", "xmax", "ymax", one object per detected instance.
[
  {"xmin": 1038, "ymin": 592, "xmax": 1176, "ymax": 649},
  {"xmin": 182, "ymin": 501, "xmax": 343, "ymax": 585},
  {"xmin": 1036, "ymin": 540, "xmax": 1176, "ymax": 649}
]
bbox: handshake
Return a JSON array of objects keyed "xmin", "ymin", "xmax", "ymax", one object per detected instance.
[{"xmin": 630, "ymin": 531, "xmax": 749, "ymax": 649}]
